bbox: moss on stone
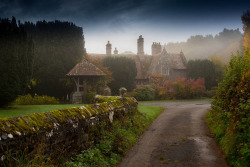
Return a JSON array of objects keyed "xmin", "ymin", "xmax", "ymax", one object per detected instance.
[{"xmin": 0, "ymin": 97, "xmax": 137, "ymax": 137}]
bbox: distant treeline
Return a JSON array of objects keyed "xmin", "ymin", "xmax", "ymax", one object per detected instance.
[
  {"xmin": 0, "ymin": 17, "xmax": 85, "ymax": 106},
  {"xmin": 164, "ymin": 28, "xmax": 243, "ymax": 62}
]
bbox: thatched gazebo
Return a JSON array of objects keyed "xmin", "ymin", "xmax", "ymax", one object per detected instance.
[{"xmin": 66, "ymin": 59, "xmax": 106, "ymax": 103}]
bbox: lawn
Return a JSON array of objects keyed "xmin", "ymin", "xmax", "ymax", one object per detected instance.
[
  {"xmin": 0, "ymin": 104, "xmax": 164, "ymax": 119},
  {"xmin": 0, "ymin": 104, "xmax": 85, "ymax": 118}
]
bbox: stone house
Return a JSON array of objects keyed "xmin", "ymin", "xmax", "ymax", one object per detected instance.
[{"xmin": 89, "ymin": 35, "xmax": 187, "ymax": 86}]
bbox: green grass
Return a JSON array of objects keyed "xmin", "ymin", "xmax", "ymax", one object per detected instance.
[
  {"xmin": 0, "ymin": 104, "xmax": 165, "ymax": 119},
  {"xmin": 138, "ymin": 98, "xmax": 211, "ymax": 103},
  {"xmin": 138, "ymin": 105, "xmax": 164, "ymax": 120},
  {"xmin": 0, "ymin": 104, "xmax": 85, "ymax": 118}
]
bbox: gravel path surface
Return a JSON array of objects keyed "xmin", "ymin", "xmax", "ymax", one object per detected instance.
[{"xmin": 118, "ymin": 100, "xmax": 228, "ymax": 167}]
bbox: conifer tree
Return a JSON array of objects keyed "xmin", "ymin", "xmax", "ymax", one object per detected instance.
[
  {"xmin": 23, "ymin": 20, "xmax": 85, "ymax": 98},
  {"xmin": 103, "ymin": 56, "xmax": 137, "ymax": 95},
  {"xmin": 0, "ymin": 17, "xmax": 34, "ymax": 107},
  {"xmin": 187, "ymin": 59, "xmax": 217, "ymax": 90}
]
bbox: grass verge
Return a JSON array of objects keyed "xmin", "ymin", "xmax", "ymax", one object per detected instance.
[
  {"xmin": 139, "ymin": 98, "xmax": 211, "ymax": 103},
  {"xmin": 66, "ymin": 105, "xmax": 164, "ymax": 167}
]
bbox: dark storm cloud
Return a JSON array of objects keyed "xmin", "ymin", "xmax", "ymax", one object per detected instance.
[
  {"xmin": 0, "ymin": 0, "xmax": 249, "ymax": 24},
  {"xmin": 0, "ymin": 0, "xmax": 145, "ymax": 21},
  {"xmin": 0, "ymin": 0, "xmax": 249, "ymax": 30}
]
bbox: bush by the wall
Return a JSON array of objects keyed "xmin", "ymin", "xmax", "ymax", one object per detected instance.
[
  {"xmin": 131, "ymin": 85, "xmax": 155, "ymax": 101},
  {"xmin": 14, "ymin": 94, "xmax": 59, "ymax": 105},
  {"xmin": 86, "ymin": 92, "xmax": 96, "ymax": 104}
]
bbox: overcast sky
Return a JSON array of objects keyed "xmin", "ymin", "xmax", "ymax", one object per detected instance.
[{"xmin": 0, "ymin": 0, "xmax": 249, "ymax": 54}]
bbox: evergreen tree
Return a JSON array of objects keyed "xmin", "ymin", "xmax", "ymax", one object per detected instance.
[
  {"xmin": 0, "ymin": 17, "xmax": 34, "ymax": 107},
  {"xmin": 23, "ymin": 20, "xmax": 85, "ymax": 98},
  {"xmin": 103, "ymin": 56, "xmax": 137, "ymax": 95},
  {"xmin": 187, "ymin": 59, "xmax": 217, "ymax": 90}
]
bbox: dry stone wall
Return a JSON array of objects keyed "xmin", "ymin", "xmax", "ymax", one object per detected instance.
[{"xmin": 0, "ymin": 97, "xmax": 137, "ymax": 164}]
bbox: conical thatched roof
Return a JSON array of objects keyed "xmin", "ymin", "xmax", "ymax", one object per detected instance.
[{"xmin": 66, "ymin": 59, "xmax": 106, "ymax": 77}]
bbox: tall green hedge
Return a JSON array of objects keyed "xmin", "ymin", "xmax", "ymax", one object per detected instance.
[
  {"xmin": 0, "ymin": 17, "xmax": 34, "ymax": 107},
  {"xmin": 102, "ymin": 56, "xmax": 137, "ymax": 95},
  {"xmin": 207, "ymin": 50, "xmax": 250, "ymax": 166},
  {"xmin": 24, "ymin": 20, "xmax": 85, "ymax": 98}
]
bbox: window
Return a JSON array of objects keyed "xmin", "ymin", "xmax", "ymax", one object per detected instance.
[{"xmin": 162, "ymin": 67, "xmax": 168, "ymax": 75}]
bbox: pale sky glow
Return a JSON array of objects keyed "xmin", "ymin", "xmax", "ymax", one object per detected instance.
[{"xmin": 83, "ymin": 19, "xmax": 243, "ymax": 54}]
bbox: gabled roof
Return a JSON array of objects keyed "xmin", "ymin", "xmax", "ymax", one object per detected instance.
[
  {"xmin": 66, "ymin": 59, "xmax": 106, "ymax": 77},
  {"xmin": 168, "ymin": 53, "xmax": 187, "ymax": 69},
  {"xmin": 146, "ymin": 54, "xmax": 161, "ymax": 76}
]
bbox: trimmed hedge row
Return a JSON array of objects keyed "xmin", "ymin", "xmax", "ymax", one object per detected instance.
[{"xmin": 0, "ymin": 97, "xmax": 138, "ymax": 165}]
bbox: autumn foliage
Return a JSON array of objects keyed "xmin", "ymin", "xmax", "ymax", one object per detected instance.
[
  {"xmin": 133, "ymin": 74, "xmax": 206, "ymax": 101},
  {"xmin": 162, "ymin": 78, "xmax": 206, "ymax": 99}
]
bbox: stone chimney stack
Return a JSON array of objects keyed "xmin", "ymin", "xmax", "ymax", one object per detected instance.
[
  {"xmin": 114, "ymin": 48, "xmax": 118, "ymax": 55},
  {"xmin": 137, "ymin": 35, "xmax": 144, "ymax": 56},
  {"xmin": 151, "ymin": 42, "xmax": 162, "ymax": 56},
  {"xmin": 106, "ymin": 41, "xmax": 112, "ymax": 56}
]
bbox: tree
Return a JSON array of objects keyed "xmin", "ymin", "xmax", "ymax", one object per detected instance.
[
  {"xmin": 0, "ymin": 17, "xmax": 34, "ymax": 107},
  {"xmin": 164, "ymin": 28, "xmax": 242, "ymax": 61},
  {"xmin": 209, "ymin": 54, "xmax": 226, "ymax": 83},
  {"xmin": 23, "ymin": 20, "xmax": 85, "ymax": 98},
  {"xmin": 187, "ymin": 59, "xmax": 217, "ymax": 90},
  {"xmin": 242, "ymin": 10, "xmax": 250, "ymax": 48},
  {"xmin": 102, "ymin": 56, "xmax": 137, "ymax": 95}
]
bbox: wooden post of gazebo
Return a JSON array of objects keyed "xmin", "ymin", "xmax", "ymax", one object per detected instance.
[{"xmin": 66, "ymin": 59, "xmax": 106, "ymax": 104}]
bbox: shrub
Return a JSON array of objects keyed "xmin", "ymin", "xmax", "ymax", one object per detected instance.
[
  {"xmin": 163, "ymin": 78, "xmax": 206, "ymax": 99},
  {"xmin": 86, "ymin": 92, "xmax": 96, "ymax": 104},
  {"xmin": 131, "ymin": 85, "xmax": 155, "ymax": 101},
  {"xmin": 205, "ymin": 87, "xmax": 217, "ymax": 98},
  {"xmin": 14, "ymin": 94, "xmax": 59, "ymax": 105}
]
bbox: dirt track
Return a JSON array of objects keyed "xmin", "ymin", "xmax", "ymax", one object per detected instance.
[{"xmin": 118, "ymin": 100, "xmax": 228, "ymax": 167}]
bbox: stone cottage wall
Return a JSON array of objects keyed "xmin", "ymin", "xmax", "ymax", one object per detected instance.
[{"xmin": 0, "ymin": 97, "xmax": 137, "ymax": 164}]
